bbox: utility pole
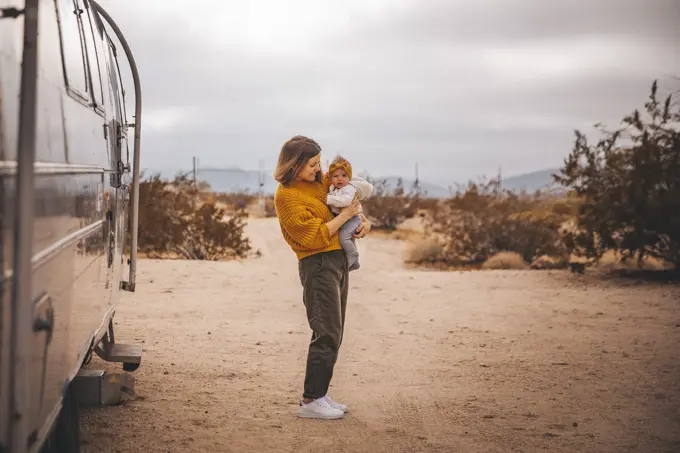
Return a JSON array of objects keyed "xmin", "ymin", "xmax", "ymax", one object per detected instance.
[
  {"xmin": 413, "ymin": 162, "xmax": 420, "ymax": 195},
  {"xmin": 192, "ymin": 156, "xmax": 197, "ymax": 187},
  {"xmin": 258, "ymin": 159, "xmax": 265, "ymax": 216}
]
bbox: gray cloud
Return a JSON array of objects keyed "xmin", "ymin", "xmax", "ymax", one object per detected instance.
[
  {"xmin": 365, "ymin": 0, "xmax": 680, "ymax": 45},
  {"xmin": 101, "ymin": 0, "xmax": 679, "ymax": 186}
]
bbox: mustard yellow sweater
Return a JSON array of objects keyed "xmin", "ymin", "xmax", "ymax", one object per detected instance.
[{"xmin": 275, "ymin": 174, "xmax": 342, "ymax": 260}]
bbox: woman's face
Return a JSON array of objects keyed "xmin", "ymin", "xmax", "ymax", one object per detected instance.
[{"xmin": 296, "ymin": 153, "xmax": 321, "ymax": 182}]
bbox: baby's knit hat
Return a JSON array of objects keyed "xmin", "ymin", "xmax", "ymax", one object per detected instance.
[{"xmin": 328, "ymin": 156, "xmax": 352, "ymax": 180}]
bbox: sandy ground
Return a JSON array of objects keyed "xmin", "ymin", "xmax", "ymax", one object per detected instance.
[{"xmin": 81, "ymin": 218, "xmax": 680, "ymax": 453}]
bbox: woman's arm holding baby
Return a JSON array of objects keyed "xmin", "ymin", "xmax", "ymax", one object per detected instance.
[{"xmin": 353, "ymin": 212, "xmax": 371, "ymax": 238}]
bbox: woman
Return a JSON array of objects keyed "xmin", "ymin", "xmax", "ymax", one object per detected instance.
[{"xmin": 273, "ymin": 135, "xmax": 371, "ymax": 420}]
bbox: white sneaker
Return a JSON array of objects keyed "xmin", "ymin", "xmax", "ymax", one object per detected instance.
[
  {"xmin": 298, "ymin": 397, "xmax": 345, "ymax": 419},
  {"xmin": 324, "ymin": 394, "xmax": 349, "ymax": 413}
]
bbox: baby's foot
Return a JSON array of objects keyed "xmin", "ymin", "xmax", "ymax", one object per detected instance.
[{"xmin": 349, "ymin": 262, "xmax": 360, "ymax": 271}]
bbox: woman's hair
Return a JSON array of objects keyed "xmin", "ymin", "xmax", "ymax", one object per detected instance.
[{"xmin": 273, "ymin": 135, "xmax": 323, "ymax": 186}]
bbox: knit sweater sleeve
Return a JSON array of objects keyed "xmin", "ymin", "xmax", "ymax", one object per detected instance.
[{"xmin": 275, "ymin": 191, "xmax": 332, "ymax": 250}]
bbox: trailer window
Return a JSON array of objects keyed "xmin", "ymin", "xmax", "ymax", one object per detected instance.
[
  {"xmin": 55, "ymin": 0, "xmax": 90, "ymax": 101},
  {"xmin": 82, "ymin": 1, "xmax": 105, "ymax": 110},
  {"xmin": 112, "ymin": 45, "xmax": 128, "ymax": 123},
  {"xmin": 104, "ymin": 36, "xmax": 124, "ymax": 122}
]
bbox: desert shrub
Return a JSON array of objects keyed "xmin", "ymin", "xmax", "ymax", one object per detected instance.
[
  {"xmin": 240, "ymin": 195, "xmax": 276, "ymax": 218},
  {"xmin": 482, "ymin": 252, "xmax": 530, "ymax": 270},
  {"xmin": 404, "ymin": 236, "xmax": 443, "ymax": 264},
  {"xmin": 426, "ymin": 178, "xmax": 572, "ymax": 265},
  {"xmin": 547, "ymin": 192, "xmax": 582, "ymax": 217},
  {"xmin": 530, "ymin": 254, "xmax": 567, "ymax": 270},
  {"xmin": 135, "ymin": 174, "xmax": 183, "ymax": 255},
  {"xmin": 554, "ymin": 80, "xmax": 680, "ymax": 268},
  {"xmin": 215, "ymin": 191, "xmax": 258, "ymax": 211},
  {"xmin": 174, "ymin": 202, "xmax": 251, "ymax": 260},
  {"xmin": 409, "ymin": 182, "xmax": 441, "ymax": 212},
  {"xmin": 263, "ymin": 196, "xmax": 276, "ymax": 218},
  {"xmin": 362, "ymin": 177, "xmax": 431, "ymax": 230},
  {"xmin": 413, "ymin": 196, "xmax": 439, "ymax": 211},
  {"xmin": 213, "ymin": 192, "xmax": 276, "ymax": 218},
  {"xmin": 596, "ymin": 250, "xmax": 674, "ymax": 271},
  {"xmin": 136, "ymin": 174, "xmax": 251, "ymax": 260}
]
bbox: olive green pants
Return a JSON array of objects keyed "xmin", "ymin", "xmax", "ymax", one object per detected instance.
[{"xmin": 298, "ymin": 249, "xmax": 349, "ymax": 400}]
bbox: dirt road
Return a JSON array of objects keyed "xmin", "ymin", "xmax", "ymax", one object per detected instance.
[{"xmin": 81, "ymin": 218, "xmax": 680, "ymax": 453}]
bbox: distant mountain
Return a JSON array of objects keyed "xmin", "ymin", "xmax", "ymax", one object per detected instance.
[
  {"xmin": 361, "ymin": 176, "xmax": 452, "ymax": 199},
  {"xmin": 142, "ymin": 166, "xmax": 566, "ymax": 198},
  {"xmin": 375, "ymin": 168, "xmax": 566, "ymax": 197},
  {"xmin": 142, "ymin": 167, "xmax": 278, "ymax": 194},
  {"xmin": 198, "ymin": 168, "xmax": 279, "ymax": 194},
  {"xmin": 500, "ymin": 168, "xmax": 565, "ymax": 193}
]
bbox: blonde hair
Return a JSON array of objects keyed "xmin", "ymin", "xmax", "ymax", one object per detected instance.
[{"xmin": 273, "ymin": 135, "xmax": 323, "ymax": 186}]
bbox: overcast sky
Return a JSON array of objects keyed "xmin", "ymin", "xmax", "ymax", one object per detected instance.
[{"xmin": 100, "ymin": 0, "xmax": 679, "ymax": 186}]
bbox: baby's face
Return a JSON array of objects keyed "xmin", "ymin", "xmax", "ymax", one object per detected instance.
[{"xmin": 330, "ymin": 169, "xmax": 350, "ymax": 188}]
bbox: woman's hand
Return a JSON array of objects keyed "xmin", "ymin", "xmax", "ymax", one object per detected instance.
[
  {"xmin": 353, "ymin": 213, "xmax": 371, "ymax": 239},
  {"xmin": 325, "ymin": 200, "xmax": 362, "ymax": 238}
]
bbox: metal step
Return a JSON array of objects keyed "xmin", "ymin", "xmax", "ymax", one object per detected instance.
[{"xmin": 107, "ymin": 343, "xmax": 142, "ymax": 364}]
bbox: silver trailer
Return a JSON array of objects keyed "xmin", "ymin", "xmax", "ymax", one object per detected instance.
[{"xmin": 1, "ymin": 1, "xmax": 143, "ymax": 452}]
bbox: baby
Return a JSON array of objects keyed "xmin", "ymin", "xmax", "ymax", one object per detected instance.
[{"xmin": 326, "ymin": 156, "xmax": 373, "ymax": 271}]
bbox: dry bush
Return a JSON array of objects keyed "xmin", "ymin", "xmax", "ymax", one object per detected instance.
[
  {"xmin": 136, "ymin": 174, "xmax": 251, "ymax": 260},
  {"xmin": 531, "ymin": 254, "xmax": 567, "ymax": 270},
  {"xmin": 257, "ymin": 196, "xmax": 276, "ymax": 218},
  {"xmin": 596, "ymin": 251, "xmax": 675, "ymax": 271},
  {"xmin": 410, "ymin": 197, "xmax": 440, "ymax": 213},
  {"xmin": 397, "ymin": 216, "xmax": 426, "ymax": 234},
  {"xmin": 263, "ymin": 196, "xmax": 276, "ymax": 217},
  {"xmin": 175, "ymin": 203, "xmax": 250, "ymax": 260},
  {"xmin": 215, "ymin": 192, "xmax": 258, "ymax": 211},
  {"xmin": 362, "ymin": 177, "xmax": 435, "ymax": 230},
  {"xmin": 425, "ymin": 178, "xmax": 573, "ymax": 266},
  {"xmin": 244, "ymin": 196, "xmax": 276, "ymax": 218},
  {"xmin": 482, "ymin": 252, "xmax": 530, "ymax": 270},
  {"xmin": 404, "ymin": 236, "xmax": 443, "ymax": 264}
]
